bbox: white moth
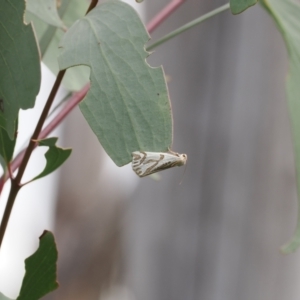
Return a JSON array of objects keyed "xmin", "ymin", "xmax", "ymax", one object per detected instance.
[{"xmin": 132, "ymin": 151, "xmax": 187, "ymax": 177}]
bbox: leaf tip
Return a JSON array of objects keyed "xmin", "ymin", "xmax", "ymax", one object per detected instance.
[
  {"xmin": 39, "ymin": 229, "xmax": 49, "ymax": 239},
  {"xmin": 230, "ymin": 0, "xmax": 259, "ymax": 14}
]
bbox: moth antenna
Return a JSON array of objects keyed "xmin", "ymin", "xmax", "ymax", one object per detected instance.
[{"xmin": 178, "ymin": 161, "xmax": 187, "ymax": 185}]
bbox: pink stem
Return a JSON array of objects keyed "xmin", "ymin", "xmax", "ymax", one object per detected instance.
[
  {"xmin": 0, "ymin": 0, "xmax": 186, "ymax": 193},
  {"xmin": 147, "ymin": 0, "xmax": 186, "ymax": 33},
  {"xmin": 39, "ymin": 84, "xmax": 90, "ymax": 139},
  {"xmin": 0, "ymin": 84, "xmax": 90, "ymax": 193}
]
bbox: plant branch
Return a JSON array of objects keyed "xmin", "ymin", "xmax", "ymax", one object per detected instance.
[
  {"xmin": 0, "ymin": 181, "xmax": 20, "ymax": 248},
  {"xmin": 40, "ymin": 84, "xmax": 90, "ymax": 139},
  {"xmin": 146, "ymin": 3, "xmax": 230, "ymax": 51},
  {"xmin": 7, "ymin": 163, "xmax": 13, "ymax": 180},
  {"xmin": 15, "ymin": 70, "xmax": 66, "ymax": 183},
  {"xmin": 0, "ymin": 169, "xmax": 7, "ymax": 195},
  {"xmin": 0, "ymin": 0, "xmax": 98, "ymax": 251},
  {"xmin": 147, "ymin": 0, "xmax": 186, "ymax": 33},
  {"xmin": 0, "ymin": 85, "xmax": 90, "ymax": 190},
  {"xmin": 0, "ymin": 70, "xmax": 66, "ymax": 249}
]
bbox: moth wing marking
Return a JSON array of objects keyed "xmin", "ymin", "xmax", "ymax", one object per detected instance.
[{"xmin": 131, "ymin": 151, "xmax": 187, "ymax": 177}]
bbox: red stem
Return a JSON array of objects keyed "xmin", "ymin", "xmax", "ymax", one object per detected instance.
[
  {"xmin": 147, "ymin": 0, "xmax": 186, "ymax": 33},
  {"xmin": 40, "ymin": 84, "xmax": 90, "ymax": 139},
  {"xmin": 0, "ymin": 84, "xmax": 90, "ymax": 190}
]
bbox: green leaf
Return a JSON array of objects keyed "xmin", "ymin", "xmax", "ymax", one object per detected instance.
[
  {"xmin": 44, "ymin": 0, "xmax": 90, "ymax": 91},
  {"xmin": 58, "ymin": 0, "xmax": 173, "ymax": 166},
  {"xmin": 261, "ymin": 0, "xmax": 300, "ymax": 253},
  {"xmin": 0, "ymin": 123, "xmax": 17, "ymax": 170},
  {"xmin": 25, "ymin": 0, "xmax": 70, "ymax": 56},
  {"xmin": 24, "ymin": 11, "xmax": 52, "ymax": 57},
  {"xmin": 0, "ymin": 292, "xmax": 14, "ymax": 300},
  {"xmin": 26, "ymin": 0, "xmax": 90, "ymax": 90},
  {"xmin": 26, "ymin": 0, "xmax": 65, "ymax": 29},
  {"xmin": 30, "ymin": 137, "xmax": 71, "ymax": 182},
  {"xmin": 17, "ymin": 231, "xmax": 58, "ymax": 300},
  {"xmin": 230, "ymin": 0, "xmax": 258, "ymax": 14},
  {"xmin": 0, "ymin": 0, "xmax": 41, "ymax": 139}
]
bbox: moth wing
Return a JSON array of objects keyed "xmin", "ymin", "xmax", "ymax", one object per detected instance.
[
  {"xmin": 132, "ymin": 151, "xmax": 144, "ymax": 167},
  {"xmin": 131, "ymin": 152, "xmax": 181, "ymax": 177},
  {"xmin": 131, "ymin": 152, "xmax": 159, "ymax": 177}
]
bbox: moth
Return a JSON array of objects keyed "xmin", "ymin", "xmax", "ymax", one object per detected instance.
[{"xmin": 132, "ymin": 151, "xmax": 187, "ymax": 177}]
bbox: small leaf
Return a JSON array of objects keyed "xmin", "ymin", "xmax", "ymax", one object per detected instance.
[
  {"xmin": 0, "ymin": 292, "xmax": 14, "ymax": 300},
  {"xmin": 0, "ymin": 124, "xmax": 17, "ymax": 171},
  {"xmin": 30, "ymin": 137, "xmax": 71, "ymax": 182},
  {"xmin": 17, "ymin": 231, "xmax": 58, "ymax": 300},
  {"xmin": 230, "ymin": 0, "xmax": 258, "ymax": 14},
  {"xmin": 58, "ymin": 0, "xmax": 173, "ymax": 166},
  {"xmin": 26, "ymin": 0, "xmax": 90, "ymax": 90},
  {"xmin": 44, "ymin": 0, "xmax": 91, "ymax": 91},
  {"xmin": 260, "ymin": 0, "xmax": 300, "ymax": 253},
  {"xmin": 0, "ymin": 0, "xmax": 41, "ymax": 139},
  {"xmin": 26, "ymin": 0, "xmax": 65, "ymax": 29}
]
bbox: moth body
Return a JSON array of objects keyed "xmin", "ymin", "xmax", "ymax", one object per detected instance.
[{"xmin": 132, "ymin": 151, "xmax": 187, "ymax": 177}]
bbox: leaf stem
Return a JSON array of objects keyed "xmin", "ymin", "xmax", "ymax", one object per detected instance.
[
  {"xmin": 0, "ymin": 84, "xmax": 90, "ymax": 191},
  {"xmin": 7, "ymin": 163, "xmax": 13, "ymax": 180},
  {"xmin": 146, "ymin": 3, "xmax": 230, "ymax": 51},
  {"xmin": 147, "ymin": 0, "xmax": 186, "ymax": 33},
  {"xmin": 0, "ymin": 181, "xmax": 20, "ymax": 248},
  {"xmin": 15, "ymin": 71, "xmax": 66, "ymax": 183}
]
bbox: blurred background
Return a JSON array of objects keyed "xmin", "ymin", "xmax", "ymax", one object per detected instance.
[{"xmin": 2, "ymin": 0, "xmax": 300, "ymax": 299}]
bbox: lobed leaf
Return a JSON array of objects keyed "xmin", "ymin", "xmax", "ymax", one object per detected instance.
[
  {"xmin": 26, "ymin": 0, "xmax": 65, "ymax": 29},
  {"xmin": 58, "ymin": 0, "xmax": 173, "ymax": 166},
  {"xmin": 0, "ymin": 0, "xmax": 41, "ymax": 139},
  {"xmin": 17, "ymin": 231, "xmax": 58, "ymax": 300},
  {"xmin": 30, "ymin": 137, "xmax": 71, "ymax": 182},
  {"xmin": 261, "ymin": 0, "xmax": 300, "ymax": 253},
  {"xmin": 230, "ymin": 0, "xmax": 258, "ymax": 14}
]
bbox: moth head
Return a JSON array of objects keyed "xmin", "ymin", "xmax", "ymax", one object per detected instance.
[{"xmin": 178, "ymin": 153, "xmax": 187, "ymax": 166}]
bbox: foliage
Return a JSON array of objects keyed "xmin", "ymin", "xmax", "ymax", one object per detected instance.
[
  {"xmin": 0, "ymin": 0, "xmax": 40, "ymax": 139},
  {"xmin": 261, "ymin": 0, "xmax": 300, "ymax": 253},
  {"xmin": 17, "ymin": 231, "xmax": 58, "ymax": 300},
  {"xmin": 31, "ymin": 138, "xmax": 72, "ymax": 182},
  {"xmin": 26, "ymin": 0, "xmax": 65, "ymax": 29},
  {"xmin": 230, "ymin": 0, "xmax": 258, "ymax": 14},
  {"xmin": 0, "ymin": 0, "xmax": 300, "ymax": 298},
  {"xmin": 58, "ymin": 1, "xmax": 172, "ymax": 166}
]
